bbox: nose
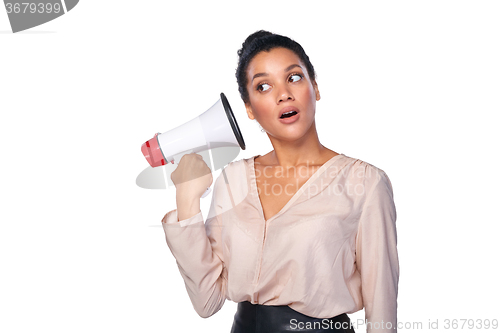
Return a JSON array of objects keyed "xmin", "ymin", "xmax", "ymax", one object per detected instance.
[{"xmin": 276, "ymin": 85, "xmax": 294, "ymax": 104}]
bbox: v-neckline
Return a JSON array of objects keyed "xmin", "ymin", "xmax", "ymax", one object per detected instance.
[{"xmin": 249, "ymin": 153, "xmax": 345, "ymax": 223}]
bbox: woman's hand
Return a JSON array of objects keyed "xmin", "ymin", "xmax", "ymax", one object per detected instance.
[{"xmin": 171, "ymin": 153, "xmax": 213, "ymax": 200}]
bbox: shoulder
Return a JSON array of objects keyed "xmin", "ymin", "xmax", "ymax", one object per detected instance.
[
  {"xmin": 210, "ymin": 155, "xmax": 255, "ymax": 211},
  {"xmin": 212, "ymin": 155, "xmax": 255, "ymax": 190},
  {"xmin": 219, "ymin": 155, "xmax": 255, "ymax": 176},
  {"xmin": 341, "ymin": 154, "xmax": 394, "ymax": 196}
]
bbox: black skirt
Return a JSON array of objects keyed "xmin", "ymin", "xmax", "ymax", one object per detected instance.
[{"xmin": 230, "ymin": 301, "xmax": 355, "ymax": 333}]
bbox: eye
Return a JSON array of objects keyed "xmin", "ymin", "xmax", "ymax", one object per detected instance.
[
  {"xmin": 257, "ymin": 83, "xmax": 271, "ymax": 92},
  {"xmin": 288, "ymin": 73, "xmax": 303, "ymax": 83}
]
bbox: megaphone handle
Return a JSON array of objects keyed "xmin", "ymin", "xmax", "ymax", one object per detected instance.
[
  {"xmin": 201, "ymin": 187, "xmax": 212, "ymax": 198},
  {"xmin": 170, "ymin": 157, "xmax": 210, "ymax": 198}
]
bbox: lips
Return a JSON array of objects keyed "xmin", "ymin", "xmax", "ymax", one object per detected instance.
[{"xmin": 279, "ymin": 106, "xmax": 299, "ymax": 119}]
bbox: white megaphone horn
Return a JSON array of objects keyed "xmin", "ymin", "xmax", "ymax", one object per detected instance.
[{"xmin": 140, "ymin": 93, "xmax": 246, "ymax": 197}]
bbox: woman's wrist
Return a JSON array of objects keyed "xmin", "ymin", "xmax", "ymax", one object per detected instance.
[{"xmin": 176, "ymin": 190, "xmax": 201, "ymax": 221}]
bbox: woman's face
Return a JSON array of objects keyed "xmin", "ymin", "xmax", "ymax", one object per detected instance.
[{"xmin": 245, "ymin": 47, "xmax": 320, "ymax": 141}]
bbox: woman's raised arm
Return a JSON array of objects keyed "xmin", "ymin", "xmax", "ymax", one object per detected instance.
[{"xmin": 161, "ymin": 154, "xmax": 227, "ymax": 318}]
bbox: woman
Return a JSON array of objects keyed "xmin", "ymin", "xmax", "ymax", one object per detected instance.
[{"xmin": 163, "ymin": 30, "xmax": 399, "ymax": 333}]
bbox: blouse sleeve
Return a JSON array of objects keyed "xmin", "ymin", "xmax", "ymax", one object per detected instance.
[
  {"xmin": 161, "ymin": 173, "xmax": 227, "ymax": 318},
  {"xmin": 355, "ymin": 167, "xmax": 399, "ymax": 333}
]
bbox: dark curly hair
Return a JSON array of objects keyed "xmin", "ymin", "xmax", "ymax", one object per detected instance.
[{"xmin": 236, "ymin": 30, "xmax": 317, "ymax": 104}]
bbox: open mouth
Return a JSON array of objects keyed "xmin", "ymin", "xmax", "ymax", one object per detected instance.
[{"xmin": 280, "ymin": 111, "xmax": 298, "ymax": 119}]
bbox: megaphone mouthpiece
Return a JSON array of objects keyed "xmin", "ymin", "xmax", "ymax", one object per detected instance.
[{"xmin": 141, "ymin": 133, "xmax": 171, "ymax": 167}]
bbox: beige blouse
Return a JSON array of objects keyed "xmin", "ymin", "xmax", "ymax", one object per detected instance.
[{"xmin": 162, "ymin": 153, "xmax": 399, "ymax": 332}]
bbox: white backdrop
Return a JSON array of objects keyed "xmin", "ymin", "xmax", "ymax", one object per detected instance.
[{"xmin": 1, "ymin": 1, "xmax": 499, "ymax": 332}]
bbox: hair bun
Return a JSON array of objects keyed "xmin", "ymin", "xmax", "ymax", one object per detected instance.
[{"xmin": 238, "ymin": 30, "xmax": 274, "ymax": 57}]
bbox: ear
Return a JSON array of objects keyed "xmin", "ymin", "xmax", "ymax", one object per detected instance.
[
  {"xmin": 313, "ymin": 81, "xmax": 321, "ymax": 101},
  {"xmin": 245, "ymin": 103, "xmax": 255, "ymax": 120}
]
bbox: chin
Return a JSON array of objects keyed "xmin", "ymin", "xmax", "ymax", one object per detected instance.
[{"xmin": 270, "ymin": 127, "xmax": 310, "ymax": 142}]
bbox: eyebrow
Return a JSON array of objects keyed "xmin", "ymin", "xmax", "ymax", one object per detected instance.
[{"xmin": 251, "ymin": 64, "xmax": 303, "ymax": 82}]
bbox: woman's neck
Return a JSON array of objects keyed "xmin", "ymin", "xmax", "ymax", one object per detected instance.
[{"xmin": 263, "ymin": 122, "xmax": 338, "ymax": 168}]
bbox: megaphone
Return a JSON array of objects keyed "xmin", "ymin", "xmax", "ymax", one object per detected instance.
[{"xmin": 140, "ymin": 93, "xmax": 246, "ymax": 197}]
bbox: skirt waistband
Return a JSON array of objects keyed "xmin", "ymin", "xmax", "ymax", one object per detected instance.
[{"xmin": 230, "ymin": 301, "xmax": 355, "ymax": 333}]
